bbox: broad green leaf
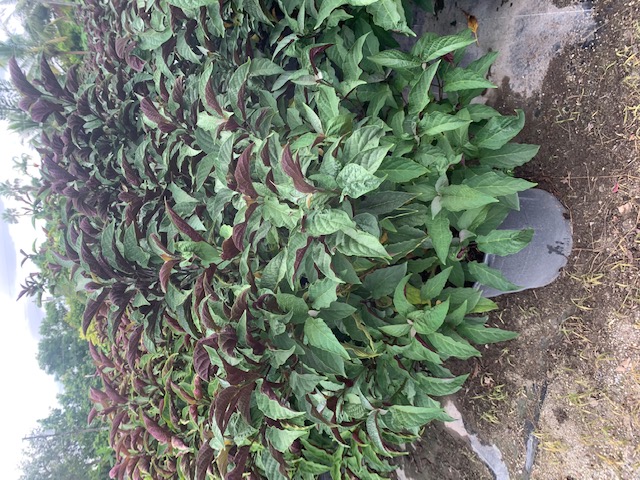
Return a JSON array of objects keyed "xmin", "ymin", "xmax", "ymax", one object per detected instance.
[
  {"xmin": 420, "ymin": 111, "xmax": 472, "ymax": 136},
  {"xmin": 197, "ymin": 111, "xmax": 225, "ymax": 132},
  {"xmin": 138, "ymin": 28, "xmax": 173, "ymax": 51},
  {"xmin": 343, "ymin": 125, "xmax": 384, "ymax": 161},
  {"xmin": 306, "ymin": 209, "xmax": 355, "ymax": 236},
  {"xmin": 386, "ymin": 405, "xmax": 451, "ymax": 429},
  {"xmin": 457, "ymin": 323, "xmax": 519, "ymax": 344},
  {"xmin": 424, "ymin": 212, "xmax": 451, "ymax": 264},
  {"xmin": 473, "ymin": 110, "xmax": 525, "ymax": 150},
  {"xmin": 368, "ymin": 50, "xmax": 421, "ymax": 69},
  {"xmin": 352, "ymin": 146, "xmax": 390, "ymax": 173},
  {"xmin": 417, "ymin": 373, "xmax": 469, "ymax": 396},
  {"xmin": 266, "ymin": 427, "xmax": 308, "ymax": 453},
  {"xmin": 366, "ymin": 0, "xmax": 413, "ymax": 34},
  {"xmin": 408, "ymin": 60, "xmax": 440, "ymax": 115},
  {"xmin": 393, "ymin": 275, "xmax": 416, "ymax": 316},
  {"xmin": 290, "ymin": 372, "xmax": 325, "ymax": 396},
  {"xmin": 464, "ymin": 172, "xmax": 536, "ymax": 197},
  {"xmin": 439, "ymin": 185, "xmax": 498, "ymax": 212},
  {"xmin": 336, "ymin": 228, "xmax": 389, "ymax": 258},
  {"xmin": 388, "ymin": 338, "xmax": 442, "ymax": 363},
  {"xmin": 260, "ymin": 250, "xmax": 288, "ymax": 290},
  {"xmin": 378, "ymin": 323, "xmax": 411, "ymax": 337},
  {"xmin": 421, "ymin": 267, "xmax": 452, "ymax": 299},
  {"xmin": 314, "ymin": 0, "xmax": 376, "ymax": 29},
  {"xmin": 362, "ymin": 263, "xmax": 407, "ymax": 299},
  {"xmin": 359, "ymin": 191, "xmax": 415, "ymax": 215},
  {"xmin": 413, "ymin": 31, "xmax": 475, "ymax": 62},
  {"xmin": 309, "ymin": 278, "xmax": 339, "ymax": 309},
  {"xmin": 306, "ymin": 346, "xmax": 346, "ymax": 376},
  {"xmin": 476, "ymin": 229, "xmax": 534, "ymax": 256},
  {"xmin": 408, "ymin": 299, "xmax": 449, "ymax": 335},
  {"xmin": 263, "ymin": 196, "xmax": 301, "ymax": 229},
  {"xmin": 256, "ymin": 389, "xmax": 304, "ymax": 420},
  {"xmin": 377, "ymin": 157, "xmax": 428, "ymax": 182},
  {"xmin": 319, "ymin": 302, "xmax": 357, "ymax": 322},
  {"xmin": 467, "ymin": 261, "xmax": 521, "ymax": 291},
  {"xmin": 261, "ymin": 450, "xmax": 288, "ymax": 480},
  {"xmin": 443, "ymin": 68, "xmax": 496, "ymax": 92},
  {"xmin": 250, "ymin": 58, "xmax": 285, "ymax": 76},
  {"xmin": 304, "ymin": 317, "xmax": 350, "ymax": 360},
  {"xmin": 478, "ymin": 143, "xmax": 540, "ymax": 168},
  {"xmin": 337, "ymin": 164, "xmax": 385, "ymax": 198},
  {"xmin": 426, "ymin": 331, "xmax": 481, "ymax": 359},
  {"xmin": 166, "ymin": 0, "xmax": 212, "ymax": 8}
]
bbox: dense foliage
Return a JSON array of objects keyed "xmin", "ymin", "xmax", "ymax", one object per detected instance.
[{"xmin": 10, "ymin": 0, "xmax": 541, "ymax": 478}]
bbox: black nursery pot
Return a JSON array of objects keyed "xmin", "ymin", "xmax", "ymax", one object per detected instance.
[{"xmin": 476, "ymin": 189, "xmax": 573, "ymax": 298}]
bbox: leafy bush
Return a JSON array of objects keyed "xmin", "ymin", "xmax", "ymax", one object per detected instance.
[{"xmin": 12, "ymin": 0, "xmax": 540, "ymax": 478}]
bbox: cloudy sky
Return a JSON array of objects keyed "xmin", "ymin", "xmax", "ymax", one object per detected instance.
[{"xmin": 0, "ymin": 134, "xmax": 59, "ymax": 479}]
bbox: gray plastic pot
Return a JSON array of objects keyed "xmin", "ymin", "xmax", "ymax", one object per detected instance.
[{"xmin": 475, "ymin": 189, "xmax": 572, "ymax": 298}]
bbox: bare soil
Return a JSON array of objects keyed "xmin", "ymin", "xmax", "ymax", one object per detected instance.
[{"xmin": 402, "ymin": 0, "xmax": 640, "ymax": 478}]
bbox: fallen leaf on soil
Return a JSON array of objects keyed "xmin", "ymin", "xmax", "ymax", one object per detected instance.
[
  {"xmin": 615, "ymin": 358, "xmax": 632, "ymax": 373},
  {"xmin": 617, "ymin": 202, "xmax": 634, "ymax": 215},
  {"xmin": 612, "ymin": 181, "xmax": 619, "ymax": 193}
]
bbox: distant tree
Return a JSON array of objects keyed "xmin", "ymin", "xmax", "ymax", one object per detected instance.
[{"xmin": 19, "ymin": 299, "xmax": 113, "ymax": 480}]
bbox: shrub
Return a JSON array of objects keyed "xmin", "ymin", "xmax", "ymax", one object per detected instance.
[{"xmin": 13, "ymin": 0, "xmax": 539, "ymax": 478}]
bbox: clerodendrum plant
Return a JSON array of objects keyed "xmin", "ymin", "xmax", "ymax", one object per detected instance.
[{"xmin": 12, "ymin": 0, "xmax": 540, "ymax": 478}]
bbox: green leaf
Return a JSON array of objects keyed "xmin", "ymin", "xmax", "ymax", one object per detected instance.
[
  {"xmin": 417, "ymin": 373, "xmax": 469, "ymax": 396},
  {"xmin": 393, "ymin": 275, "xmax": 416, "ymax": 316},
  {"xmin": 266, "ymin": 427, "xmax": 308, "ymax": 453},
  {"xmin": 138, "ymin": 28, "xmax": 173, "ymax": 51},
  {"xmin": 290, "ymin": 372, "xmax": 325, "ymax": 396},
  {"xmin": 256, "ymin": 389, "xmax": 305, "ymax": 420},
  {"xmin": 359, "ymin": 191, "xmax": 415, "ymax": 215},
  {"xmin": 464, "ymin": 172, "xmax": 536, "ymax": 197},
  {"xmin": 197, "ymin": 111, "xmax": 225, "ymax": 132},
  {"xmin": 386, "ymin": 405, "xmax": 451, "ymax": 429},
  {"xmin": 368, "ymin": 50, "xmax": 421, "ymax": 69},
  {"xmin": 408, "ymin": 60, "xmax": 440, "ymax": 115},
  {"xmin": 414, "ymin": 31, "xmax": 476, "ymax": 62},
  {"xmin": 261, "ymin": 450, "xmax": 288, "ymax": 480},
  {"xmin": 443, "ymin": 68, "xmax": 496, "ymax": 92},
  {"xmin": 337, "ymin": 164, "xmax": 385, "ymax": 199},
  {"xmin": 377, "ymin": 157, "xmax": 428, "ymax": 183},
  {"xmin": 476, "ymin": 229, "xmax": 534, "ymax": 256},
  {"xmin": 478, "ymin": 143, "xmax": 540, "ymax": 168},
  {"xmin": 263, "ymin": 196, "xmax": 301, "ymax": 229},
  {"xmin": 457, "ymin": 323, "xmax": 519, "ymax": 344},
  {"xmin": 343, "ymin": 126, "xmax": 384, "ymax": 162},
  {"xmin": 421, "ymin": 267, "xmax": 452, "ymax": 299},
  {"xmin": 352, "ymin": 146, "xmax": 390, "ymax": 173},
  {"xmin": 408, "ymin": 299, "xmax": 449, "ymax": 335},
  {"xmin": 467, "ymin": 261, "xmax": 521, "ymax": 292},
  {"xmin": 304, "ymin": 317, "xmax": 350, "ymax": 360},
  {"xmin": 166, "ymin": 0, "xmax": 212, "ymax": 7},
  {"xmin": 362, "ymin": 263, "xmax": 407, "ymax": 299},
  {"xmin": 366, "ymin": 412, "xmax": 392, "ymax": 456},
  {"xmin": 244, "ymin": 0, "xmax": 273, "ymax": 25},
  {"xmin": 260, "ymin": 250, "xmax": 288, "ymax": 290},
  {"xmin": 306, "ymin": 209, "xmax": 356, "ymax": 236},
  {"xmin": 426, "ymin": 331, "xmax": 481, "ymax": 359},
  {"xmin": 366, "ymin": 0, "xmax": 413, "ymax": 34},
  {"xmin": 378, "ymin": 323, "xmax": 411, "ymax": 337},
  {"xmin": 473, "ymin": 110, "xmax": 525, "ymax": 150},
  {"xmin": 420, "ymin": 111, "xmax": 472, "ymax": 136},
  {"xmin": 309, "ymin": 278, "xmax": 339, "ymax": 309},
  {"xmin": 439, "ymin": 185, "xmax": 498, "ymax": 212},
  {"xmin": 424, "ymin": 212, "xmax": 452, "ymax": 264}
]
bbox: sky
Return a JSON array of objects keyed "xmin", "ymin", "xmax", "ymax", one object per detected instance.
[{"xmin": 0, "ymin": 131, "xmax": 60, "ymax": 479}]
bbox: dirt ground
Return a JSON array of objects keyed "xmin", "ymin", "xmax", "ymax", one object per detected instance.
[{"xmin": 401, "ymin": 0, "xmax": 640, "ymax": 479}]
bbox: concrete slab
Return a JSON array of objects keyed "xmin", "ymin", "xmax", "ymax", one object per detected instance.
[{"xmin": 404, "ymin": 0, "xmax": 596, "ymax": 96}]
